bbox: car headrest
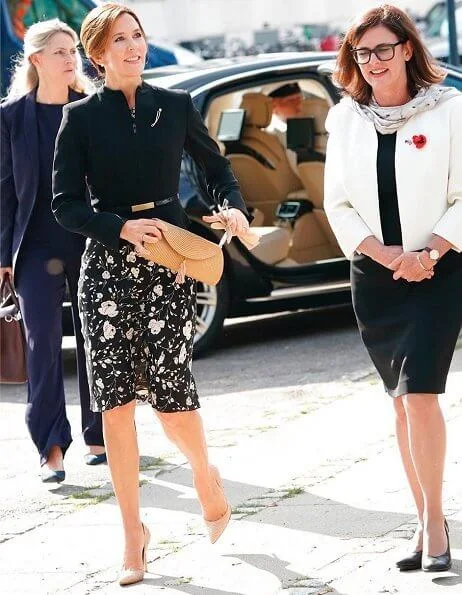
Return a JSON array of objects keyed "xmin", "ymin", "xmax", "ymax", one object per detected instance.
[
  {"xmin": 239, "ymin": 93, "xmax": 273, "ymax": 128},
  {"xmin": 299, "ymin": 97, "xmax": 329, "ymax": 135}
]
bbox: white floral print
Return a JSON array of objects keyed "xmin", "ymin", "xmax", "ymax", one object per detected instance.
[
  {"xmin": 178, "ymin": 343, "xmax": 187, "ymax": 364},
  {"xmin": 78, "ymin": 241, "xmax": 199, "ymax": 413},
  {"xmin": 148, "ymin": 319, "xmax": 165, "ymax": 335},
  {"xmin": 182, "ymin": 320, "xmax": 193, "ymax": 340},
  {"xmin": 103, "ymin": 320, "xmax": 116, "ymax": 339},
  {"xmin": 98, "ymin": 300, "xmax": 118, "ymax": 317}
]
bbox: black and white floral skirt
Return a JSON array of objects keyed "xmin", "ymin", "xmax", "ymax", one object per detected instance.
[{"xmin": 78, "ymin": 239, "xmax": 200, "ymax": 413}]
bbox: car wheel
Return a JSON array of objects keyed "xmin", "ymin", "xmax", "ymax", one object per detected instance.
[{"xmin": 193, "ymin": 270, "xmax": 229, "ymax": 357}]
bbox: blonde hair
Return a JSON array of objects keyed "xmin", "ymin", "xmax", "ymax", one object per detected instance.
[
  {"xmin": 7, "ymin": 19, "xmax": 94, "ymax": 99},
  {"xmin": 80, "ymin": 2, "xmax": 146, "ymax": 76}
]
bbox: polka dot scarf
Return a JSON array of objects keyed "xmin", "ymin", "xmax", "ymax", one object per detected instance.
[{"xmin": 351, "ymin": 85, "xmax": 460, "ymax": 134}]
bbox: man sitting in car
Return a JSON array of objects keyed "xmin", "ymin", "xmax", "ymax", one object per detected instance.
[{"xmin": 266, "ymin": 82, "xmax": 303, "ymax": 173}]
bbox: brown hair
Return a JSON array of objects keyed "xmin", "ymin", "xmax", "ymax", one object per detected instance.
[
  {"xmin": 333, "ymin": 4, "xmax": 446, "ymax": 104},
  {"xmin": 80, "ymin": 2, "xmax": 146, "ymax": 76}
]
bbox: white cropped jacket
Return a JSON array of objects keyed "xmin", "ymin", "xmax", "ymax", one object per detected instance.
[{"xmin": 323, "ymin": 94, "xmax": 462, "ymax": 260}]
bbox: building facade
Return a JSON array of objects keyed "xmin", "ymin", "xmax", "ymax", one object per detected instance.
[{"xmin": 125, "ymin": 0, "xmax": 437, "ymax": 42}]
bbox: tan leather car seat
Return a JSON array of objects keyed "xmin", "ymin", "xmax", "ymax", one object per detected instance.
[
  {"xmin": 226, "ymin": 93, "xmax": 302, "ymax": 225},
  {"xmin": 284, "ymin": 189, "xmax": 335, "ymax": 262},
  {"xmin": 296, "ymin": 97, "xmax": 342, "ymax": 257},
  {"xmin": 251, "ymin": 226, "xmax": 291, "ymax": 265},
  {"xmin": 250, "ymin": 207, "xmax": 265, "ymax": 227},
  {"xmin": 299, "ymin": 96, "xmax": 330, "ymax": 152}
]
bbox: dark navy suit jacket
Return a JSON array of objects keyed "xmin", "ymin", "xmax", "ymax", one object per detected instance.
[
  {"xmin": 0, "ymin": 88, "xmax": 85, "ymax": 269},
  {"xmin": 52, "ymin": 83, "xmax": 250, "ymax": 251}
]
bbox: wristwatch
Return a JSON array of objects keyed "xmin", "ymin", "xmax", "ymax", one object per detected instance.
[{"xmin": 423, "ymin": 247, "xmax": 440, "ymax": 263}]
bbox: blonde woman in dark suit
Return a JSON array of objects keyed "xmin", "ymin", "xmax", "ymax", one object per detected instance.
[{"xmin": 1, "ymin": 19, "xmax": 106, "ymax": 484}]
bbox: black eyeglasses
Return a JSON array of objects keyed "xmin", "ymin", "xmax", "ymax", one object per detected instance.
[{"xmin": 351, "ymin": 41, "xmax": 406, "ymax": 65}]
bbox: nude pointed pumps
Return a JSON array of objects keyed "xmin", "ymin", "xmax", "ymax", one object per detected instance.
[
  {"xmin": 205, "ymin": 500, "xmax": 232, "ymax": 544},
  {"xmin": 119, "ymin": 523, "xmax": 150, "ymax": 586},
  {"xmin": 204, "ymin": 466, "xmax": 232, "ymax": 544}
]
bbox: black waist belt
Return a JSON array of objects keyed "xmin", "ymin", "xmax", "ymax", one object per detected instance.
[{"xmin": 95, "ymin": 194, "xmax": 179, "ymax": 215}]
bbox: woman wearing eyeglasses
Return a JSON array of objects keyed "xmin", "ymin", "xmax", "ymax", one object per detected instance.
[{"xmin": 324, "ymin": 5, "xmax": 461, "ymax": 573}]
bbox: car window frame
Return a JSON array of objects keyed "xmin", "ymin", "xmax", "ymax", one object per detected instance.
[
  {"xmin": 194, "ymin": 68, "xmax": 339, "ymax": 125},
  {"xmin": 444, "ymin": 66, "xmax": 462, "ymax": 90},
  {"xmin": 182, "ymin": 67, "xmax": 350, "ymax": 280}
]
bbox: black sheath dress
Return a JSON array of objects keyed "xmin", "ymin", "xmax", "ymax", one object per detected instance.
[{"xmin": 351, "ymin": 131, "xmax": 462, "ymax": 398}]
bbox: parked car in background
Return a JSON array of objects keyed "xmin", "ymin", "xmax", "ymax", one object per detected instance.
[
  {"xmin": 427, "ymin": 35, "xmax": 462, "ymax": 62},
  {"xmin": 110, "ymin": 53, "xmax": 460, "ymax": 356},
  {"xmin": 419, "ymin": 0, "xmax": 462, "ymax": 62},
  {"xmin": 153, "ymin": 40, "xmax": 203, "ymax": 65},
  {"xmin": 422, "ymin": 1, "xmax": 462, "ymax": 38}
]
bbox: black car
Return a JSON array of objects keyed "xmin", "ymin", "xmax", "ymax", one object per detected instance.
[{"xmin": 63, "ymin": 53, "xmax": 462, "ymax": 356}]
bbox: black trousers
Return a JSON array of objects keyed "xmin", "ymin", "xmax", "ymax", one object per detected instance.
[{"xmin": 15, "ymin": 241, "xmax": 104, "ymax": 466}]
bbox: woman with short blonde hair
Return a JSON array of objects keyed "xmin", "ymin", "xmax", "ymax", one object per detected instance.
[
  {"xmin": 325, "ymin": 4, "xmax": 461, "ymax": 573},
  {"xmin": 1, "ymin": 18, "xmax": 105, "ymax": 484}
]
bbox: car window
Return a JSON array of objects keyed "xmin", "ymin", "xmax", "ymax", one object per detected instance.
[
  {"xmin": 439, "ymin": 6, "xmax": 462, "ymax": 37},
  {"xmin": 444, "ymin": 72, "xmax": 462, "ymax": 91},
  {"xmin": 426, "ymin": 3, "xmax": 447, "ymax": 37}
]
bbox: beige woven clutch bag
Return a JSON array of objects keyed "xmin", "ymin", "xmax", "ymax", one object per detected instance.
[{"xmin": 142, "ymin": 221, "xmax": 224, "ymax": 286}]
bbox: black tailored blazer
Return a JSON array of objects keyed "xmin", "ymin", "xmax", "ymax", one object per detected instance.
[
  {"xmin": 0, "ymin": 88, "xmax": 85, "ymax": 269},
  {"xmin": 52, "ymin": 82, "xmax": 250, "ymax": 251}
]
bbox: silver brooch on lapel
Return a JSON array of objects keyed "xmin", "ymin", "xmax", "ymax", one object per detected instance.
[{"xmin": 151, "ymin": 108, "xmax": 163, "ymax": 127}]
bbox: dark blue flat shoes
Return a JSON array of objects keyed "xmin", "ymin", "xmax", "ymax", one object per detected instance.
[
  {"xmin": 84, "ymin": 452, "xmax": 107, "ymax": 466},
  {"xmin": 41, "ymin": 469, "xmax": 65, "ymax": 483}
]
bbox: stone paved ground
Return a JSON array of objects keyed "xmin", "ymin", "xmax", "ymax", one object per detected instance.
[{"xmin": 0, "ymin": 313, "xmax": 460, "ymax": 594}]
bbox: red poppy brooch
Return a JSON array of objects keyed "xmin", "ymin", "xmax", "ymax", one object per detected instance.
[{"xmin": 405, "ymin": 134, "xmax": 427, "ymax": 149}]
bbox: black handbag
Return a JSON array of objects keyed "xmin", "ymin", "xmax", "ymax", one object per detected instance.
[{"xmin": 0, "ymin": 275, "xmax": 27, "ymax": 384}]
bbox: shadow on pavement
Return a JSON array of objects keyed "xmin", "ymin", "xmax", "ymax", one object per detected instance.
[
  {"xmin": 140, "ymin": 555, "xmax": 346, "ymax": 594},
  {"xmin": 142, "ymin": 575, "xmax": 241, "ymax": 594},
  {"xmin": 195, "ymin": 306, "xmax": 365, "ymax": 397},
  {"xmin": 224, "ymin": 553, "xmax": 345, "ymax": 594},
  {"xmin": 0, "ymin": 306, "xmax": 361, "ymax": 404},
  {"xmin": 48, "ymin": 481, "xmax": 112, "ymax": 497},
  {"xmin": 139, "ymin": 466, "xmax": 462, "ymax": 544},
  {"xmin": 432, "ymin": 561, "xmax": 462, "ymax": 586},
  {"xmin": 215, "ymin": 306, "xmax": 356, "ymax": 351}
]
